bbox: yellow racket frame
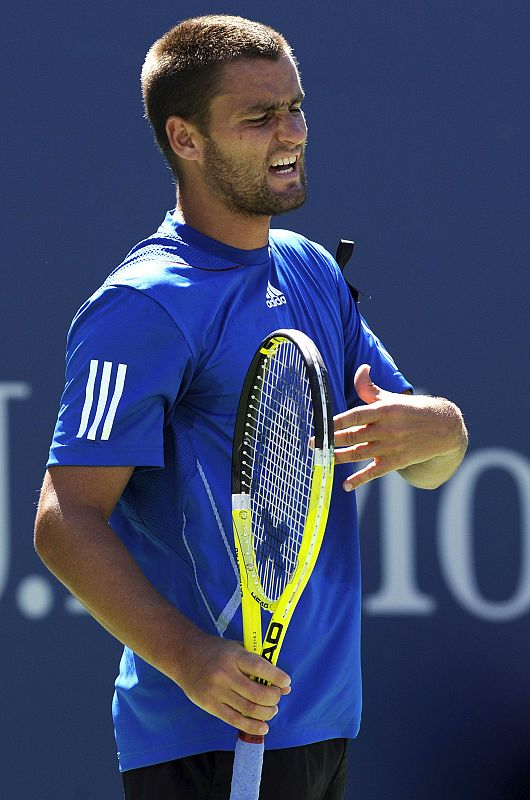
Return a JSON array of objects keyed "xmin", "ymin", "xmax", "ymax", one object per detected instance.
[{"xmin": 232, "ymin": 332, "xmax": 334, "ymax": 671}]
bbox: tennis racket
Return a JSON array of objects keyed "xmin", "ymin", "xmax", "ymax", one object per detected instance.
[{"xmin": 229, "ymin": 329, "xmax": 334, "ymax": 800}]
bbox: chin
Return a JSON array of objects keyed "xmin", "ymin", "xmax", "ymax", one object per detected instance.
[{"xmin": 274, "ymin": 188, "xmax": 307, "ymax": 214}]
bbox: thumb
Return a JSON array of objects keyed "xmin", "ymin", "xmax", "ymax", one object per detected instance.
[{"xmin": 354, "ymin": 364, "xmax": 383, "ymax": 405}]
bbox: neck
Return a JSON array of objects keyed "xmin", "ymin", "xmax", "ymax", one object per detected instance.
[{"xmin": 175, "ymin": 187, "xmax": 271, "ymax": 250}]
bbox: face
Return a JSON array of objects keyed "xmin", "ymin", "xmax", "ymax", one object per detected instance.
[{"xmin": 199, "ymin": 53, "xmax": 308, "ymax": 217}]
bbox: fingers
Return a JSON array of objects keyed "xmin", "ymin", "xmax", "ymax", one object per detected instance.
[
  {"xmin": 334, "ymin": 443, "xmax": 374, "ymax": 463},
  {"xmin": 211, "ymin": 690, "xmax": 273, "ymax": 737},
  {"xmin": 197, "ymin": 671, "xmax": 283, "ymax": 737},
  {"xmin": 220, "ymin": 701, "xmax": 272, "ymax": 737},
  {"xmin": 238, "ymin": 650, "xmax": 291, "ymax": 691},
  {"xmin": 333, "ymin": 397, "xmax": 412, "ymax": 469},
  {"xmin": 235, "ymin": 666, "xmax": 288, "ymax": 709},
  {"xmin": 230, "ymin": 687, "xmax": 280, "ymax": 725},
  {"xmin": 219, "ymin": 655, "xmax": 291, "ymax": 736},
  {"xmin": 342, "ymin": 460, "xmax": 388, "ymax": 492},
  {"xmin": 353, "ymin": 364, "xmax": 382, "ymax": 406},
  {"xmin": 334, "ymin": 406, "xmax": 380, "ymax": 432}
]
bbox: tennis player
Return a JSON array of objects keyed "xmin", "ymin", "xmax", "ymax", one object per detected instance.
[{"xmin": 35, "ymin": 15, "xmax": 467, "ymax": 800}]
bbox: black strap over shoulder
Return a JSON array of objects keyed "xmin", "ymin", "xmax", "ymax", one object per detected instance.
[
  {"xmin": 335, "ymin": 239, "xmax": 355, "ymax": 271},
  {"xmin": 335, "ymin": 239, "xmax": 365, "ymax": 303}
]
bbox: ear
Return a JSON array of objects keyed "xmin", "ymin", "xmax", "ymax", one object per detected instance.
[{"xmin": 165, "ymin": 116, "xmax": 203, "ymax": 162}]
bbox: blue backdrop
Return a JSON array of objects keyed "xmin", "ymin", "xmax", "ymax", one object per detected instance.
[{"xmin": 2, "ymin": 2, "xmax": 529, "ymax": 798}]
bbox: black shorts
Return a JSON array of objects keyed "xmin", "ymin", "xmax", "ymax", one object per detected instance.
[{"xmin": 122, "ymin": 738, "xmax": 349, "ymax": 800}]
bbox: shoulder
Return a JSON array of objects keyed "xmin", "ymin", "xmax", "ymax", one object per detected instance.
[
  {"xmin": 270, "ymin": 229, "xmax": 341, "ymax": 282},
  {"xmin": 103, "ymin": 233, "xmax": 196, "ymax": 295},
  {"xmin": 67, "ymin": 226, "xmax": 241, "ymax": 361},
  {"xmin": 64, "ymin": 231, "xmax": 198, "ymax": 355},
  {"xmin": 270, "ymin": 229, "xmax": 339, "ymax": 269},
  {"xmin": 72, "ymin": 229, "xmax": 212, "ymax": 333}
]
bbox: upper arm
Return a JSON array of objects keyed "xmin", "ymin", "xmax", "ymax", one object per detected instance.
[
  {"xmin": 48, "ymin": 286, "xmax": 192, "ymax": 471},
  {"xmin": 339, "ymin": 283, "xmax": 413, "ymax": 402},
  {"xmin": 35, "ymin": 465, "xmax": 134, "ymax": 548}
]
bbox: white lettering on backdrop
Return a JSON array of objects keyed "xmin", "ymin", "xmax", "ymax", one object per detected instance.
[
  {"xmin": 361, "ymin": 448, "xmax": 530, "ymax": 622},
  {"xmin": 0, "ymin": 383, "xmax": 31, "ymax": 603}
]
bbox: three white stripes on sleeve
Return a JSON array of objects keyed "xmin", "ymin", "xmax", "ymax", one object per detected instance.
[{"xmin": 76, "ymin": 360, "xmax": 127, "ymax": 441}]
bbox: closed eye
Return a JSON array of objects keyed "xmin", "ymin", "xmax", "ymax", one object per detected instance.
[
  {"xmin": 247, "ymin": 113, "xmax": 272, "ymax": 125},
  {"xmin": 247, "ymin": 104, "xmax": 304, "ymax": 124}
]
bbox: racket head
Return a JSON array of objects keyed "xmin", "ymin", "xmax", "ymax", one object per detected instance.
[{"xmin": 232, "ymin": 329, "xmax": 334, "ymax": 612}]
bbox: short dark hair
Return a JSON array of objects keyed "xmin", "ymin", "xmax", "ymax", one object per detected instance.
[{"xmin": 141, "ymin": 15, "xmax": 293, "ymax": 180}]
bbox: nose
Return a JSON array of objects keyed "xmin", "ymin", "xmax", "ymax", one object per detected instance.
[{"xmin": 276, "ymin": 109, "xmax": 307, "ymax": 147}]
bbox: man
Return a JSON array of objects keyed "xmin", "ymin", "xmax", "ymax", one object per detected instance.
[{"xmin": 34, "ymin": 15, "xmax": 467, "ymax": 800}]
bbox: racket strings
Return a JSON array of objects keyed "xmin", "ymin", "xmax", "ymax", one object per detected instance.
[
  {"xmin": 260, "ymin": 350, "xmax": 312, "ymax": 577},
  {"xmin": 242, "ymin": 341, "xmax": 314, "ymax": 602}
]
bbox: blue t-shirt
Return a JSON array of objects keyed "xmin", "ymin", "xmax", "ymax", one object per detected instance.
[{"xmin": 48, "ymin": 211, "xmax": 412, "ymax": 771}]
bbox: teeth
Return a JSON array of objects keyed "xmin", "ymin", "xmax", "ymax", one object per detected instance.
[{"xmin": 271, "ymin": 155, "xmax": 297, "ymax": 167}]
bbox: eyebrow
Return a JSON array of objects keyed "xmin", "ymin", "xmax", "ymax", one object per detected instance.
[{"xmin": 237, "ymin": 91, "xmax": 305, "ymax": 117}]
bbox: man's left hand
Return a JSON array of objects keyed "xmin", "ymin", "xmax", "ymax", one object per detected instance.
[{"xmin": 334, "ymin": 365, "xmax": 468, "ymax": 491}]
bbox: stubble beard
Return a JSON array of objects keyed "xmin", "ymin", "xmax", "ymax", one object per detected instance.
[{"xmin": 202, "ymin": 136, "xmax": 307, "ymax": 218}]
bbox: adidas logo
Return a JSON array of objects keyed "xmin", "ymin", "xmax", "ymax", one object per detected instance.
[{"xmin": 266, "ymin": 281, "xmax": 287, "ymax": 308}]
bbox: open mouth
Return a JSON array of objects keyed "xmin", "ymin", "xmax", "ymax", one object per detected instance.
[{"xmin": 269, "ymin": 155, "xmax": 298, "ymax": 176}]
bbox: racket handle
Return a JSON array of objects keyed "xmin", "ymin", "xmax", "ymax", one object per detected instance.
[{"xmin": 229, "ymin": 732, "xmax": 265, "ymax": 800}]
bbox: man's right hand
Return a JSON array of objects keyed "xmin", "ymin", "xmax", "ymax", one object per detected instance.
[{"xmin": 178, "ymin": 633, "xmax": 291, "ymax": 736}]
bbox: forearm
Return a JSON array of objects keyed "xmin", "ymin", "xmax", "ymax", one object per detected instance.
[
  {"xmin": 398, "ymin": 399, "xmax": 468, "ymax": 489},
  {"xmin": 34, "ymin": 504, "xmax": 202, "ymax": 685},
  {"xmin": 35, "ymin": 501, "xmax": 291, "ymax": 736}
]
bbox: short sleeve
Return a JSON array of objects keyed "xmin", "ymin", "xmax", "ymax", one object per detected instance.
[
  {"xmin": 338, "ymin": 276, "xmax": 413, "ymax": 406},
  {"xmin": 48, "ymin": 285, "xmax": 193, "ymax": 468}
]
